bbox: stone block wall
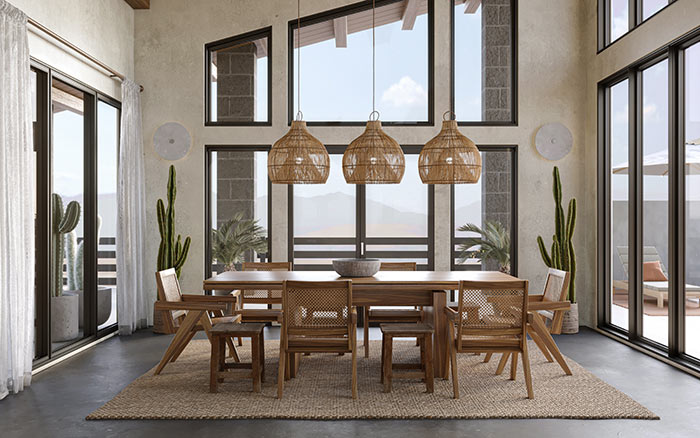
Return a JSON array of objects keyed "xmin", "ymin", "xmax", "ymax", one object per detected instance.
[
  {"xmin": 481, "ymin": 0, "xmax": 512, "ymax": 122},
  {"xmin": 481, "ymin": 150, "xmax": 512, "ymax": 270},
  {"xmin": 214, "ymin": 42, "xmax": 257, "ymax": 122}
]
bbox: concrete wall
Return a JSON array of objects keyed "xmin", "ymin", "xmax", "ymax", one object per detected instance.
[
  {"xmin": 582, "ymin": 0, "xmax": 700, "ymax": 324},
  {"xmin": 134, "ymin": 0, "xmax": 593, "ymax": 323},
  {"xmin": 9, "ymin": 0, "xmax": 134, "ymax": 100}
]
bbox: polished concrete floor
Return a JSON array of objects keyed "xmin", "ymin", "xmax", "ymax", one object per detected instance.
[{"xmin": 2, "ymin": 327, "xmax": 699, "ymax": 438}]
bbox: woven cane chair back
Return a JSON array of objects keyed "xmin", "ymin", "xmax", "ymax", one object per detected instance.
[
  {"xmin": 155, "ymin": 269, "xmax": 185, "ymax": 331},
  {"xmin": 282, "ymin": 280, "xmax": 353, "ymax": 341},
  {"xmin": 542, "ymin": 268, "xmax": 570, "ymax": 302},
  {"xmin": 241, "ymin": 262, "xmax": 292, "ymax": 303},
  {"xmin": 456, "ymin": 280, "xmax": 528, "ymax": 343}
]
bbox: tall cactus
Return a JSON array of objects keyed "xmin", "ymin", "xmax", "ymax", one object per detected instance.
[
  {"xmin": 157, "ymin": 165, "xmax": 191, "ymax": 278},
  {"xmin": 51, "ymin": 193, "xmax": 81, "ymax": 297},
  {"xmin": 537, "ymin": 167, "xmax": 577, "ymax": 302},
  {"xmin": 66, "ymin": 215, "xmax": 101, "ymax": 290}
]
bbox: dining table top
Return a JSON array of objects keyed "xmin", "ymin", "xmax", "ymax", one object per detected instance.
[{"xmin": 203, "ymin": 270, "xmax": 523, "ymax": 290}]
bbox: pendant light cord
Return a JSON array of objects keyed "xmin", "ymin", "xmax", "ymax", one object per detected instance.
[
  {"xmin": 372, "ymin": 0, "xmax": 375, "ymax": 115},
  {"xmin": 297, "ymin": 0, "xmax": 301, "ymax": 120}
]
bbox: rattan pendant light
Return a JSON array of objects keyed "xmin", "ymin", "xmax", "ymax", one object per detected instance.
[
  {"xmin": 342, "ymin": 0, "xmax": 404, "ymax": 184},
  {"xmin": 268, "ymin": 0, "xmax": 329, "ymax": 184},
  {"xmin": 418, "ymin": 111, "xmax": 481, "ymax": 184}
]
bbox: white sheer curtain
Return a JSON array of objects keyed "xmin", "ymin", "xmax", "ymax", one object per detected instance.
[
  {"xmin": 0, "ymin": 0, "xmax": 35, "ymax": 400},
  {"xmin": 117, "ymin": 79, "xmax": 149, "ymax": 335}
]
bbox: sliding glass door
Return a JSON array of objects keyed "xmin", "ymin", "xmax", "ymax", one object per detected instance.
[
  {"xmin": 290, "ymin": 146, "xmax": 433, "ymax": 270},
  {"xmin": 32, "ymin": 62, "xmax": 120, "ymax": 365}
]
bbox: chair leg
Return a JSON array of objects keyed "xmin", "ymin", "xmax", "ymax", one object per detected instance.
[
  {"xmin": 424, "ymin": 334, "xmax": 434, "ymax": 393},
  {"xmin": 521, "ymin": 344, "xmax": 534, "ymax": 399},
  {"xmin": 495, "ymin": 353, "xmax": 510, "ymax": 375},
  {"xmin": 210, "ymin": 335, "xmax": 219, "ymax": 393},
  {"xmin": 483, "ymin": 352, "xmax": 493, "ymax": 363},
  {"xmin": 364, "ymin": 307, "xmax": 370, "ymax": 358},
  {"xmin": 450, "ymin": 339, "xmax": 459, "ymax": 399},
  {"xmin": 226, "ymin": 337, "xmax": 240, "ymax": 362},
  {"xmin": 237, "ymin": 336, "xmax": 243, "ymax": 347},
  {"xmin": 383, "ymin": 335, "xmax": 393, "ymax": 393},
  {"xmin": 510, "ymin": 352, "xmax": 518, "ymax": 381},
  {"xmin": 277, "ymin": 346, "xmax": 286, "ymax": 399},
  {"xmin": 380, "ymin": 334, "xmax": 385, "ymax": 383},
  {"xmin": 351, "ymin": 328, "xmax": 358, "ymax": 399},
  {"xmin": 170, "ymin": 331, "xmax": 196, "ymax": 363},
  {"xmin": 528, "ymin": 328, "xmax": 553, "ymax": 362}
]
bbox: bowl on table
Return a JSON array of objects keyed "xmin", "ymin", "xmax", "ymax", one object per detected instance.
[{"xmin": 332, "ymin": 258, "xmax": 381, "ymax": 277}]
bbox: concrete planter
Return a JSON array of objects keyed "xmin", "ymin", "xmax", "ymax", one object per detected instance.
[
  {"xmin": 561, "ymin": 302, "xmax": 579, "ymax": 334},
  {"xmin": 51, "ymin": 292, "xmax": 79, "ymax": 342},
  {"xmin": 77, "ymin": 287, "xmax": 114, "ymax": 327}
]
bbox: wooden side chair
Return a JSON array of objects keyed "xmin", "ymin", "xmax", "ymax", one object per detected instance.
[
  {"xmin": 363, "ymin": 262, "xmax": 421, "ymax": 358},
  {"xmin": 486, "ymin": 268, "xmax": 573, "ymax": 376},
  {"xmin": 446, "ymin": 279, "xmax": 533, "ymax": 399},
  {"xmin": 277, "ymin": 280, "xmax": 358, "ymax": 399},
  {"xmin": 153, "ymin": 268, "xmax": 241, "ymax": 375},
  {"xmin": 236, "ymin": 261, "xmax": 290, "ymax": 322}
]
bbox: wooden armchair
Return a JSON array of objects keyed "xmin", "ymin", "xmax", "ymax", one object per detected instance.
[
  {"xmin": 445, "ymin": 279, "xmax": 533, "ymax": 399},
  {"xmin": 153, "ymin": 268, "xmax": 242, "ymax": 375},
  {"xmin": 363, "ymin": 262, "xmax": 421, "ymax": 358},
  {"xmin": 486, "ymin": 268, "xmax": 573, "ymax": 376},
  {"xmin": 277, "ymin": 280, "xmax": 358, "ymax": 399}
]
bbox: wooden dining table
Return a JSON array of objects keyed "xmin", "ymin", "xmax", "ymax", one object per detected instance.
[{"xmin": 203, "ymin": 270, "xmax": 521, "ymax": 378}]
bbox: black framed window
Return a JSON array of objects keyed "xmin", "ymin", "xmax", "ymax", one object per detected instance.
[
  {"xmin": 451, "ymin": 0, "xmax": 517, "ymax": 125},
  {"xmin": 205, "ymin": 27, "xmax": 272, "ymax": 126},
  {"xmin": 289, "ymin": 0, "xmax": 433, "ymax": 126},
  {"xmin": 598, "ymin": 0, "xmax": 675, "ymax": 51},
  {"xmin": 204, "ymin": 146, "xmax": 272, "ymax": 279},
  {"xmin": 31, "ymin": 61, "xmax": 120, "ymax": 366},
  {"xmin": 289, "ymin": 146, "xmax": 434, "ymax": 269},
  {"xmin": 451, "ymin": 145, "xmax": 517, "ymax": 274},
  {"xmin": 597, "ymin": 27, "xmax": 700, "ymax": 374}
]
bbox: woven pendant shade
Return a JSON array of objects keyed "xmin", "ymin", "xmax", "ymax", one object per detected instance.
[
  {"xmin": 268, "ymin": 120, "xmax": 330, "ymax": 184},
  {"xmin": 418, "ymin": 119, "xmax": 481, "ymax": 184},
  {"xmin": 343, "ymin": 120, "xmax": 405, "ymax": 184}
]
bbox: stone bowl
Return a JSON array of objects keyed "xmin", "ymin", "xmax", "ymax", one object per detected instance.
[{"xmin": 332, "ymin": 258, "xmax": 381, "ymax": 277}]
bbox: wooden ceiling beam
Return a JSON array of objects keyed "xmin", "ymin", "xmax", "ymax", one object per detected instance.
[
  {"xmin": 333, "ymin": 16, "xmax": 348, "ymax": 48},
  {"xmin": 464, "ymin": 0, "xmax": 481, "ymax": 14},
  {"xmin": 401, "ymin": 0, "xmax": 419, "ymax": 30},
  {"xmin": 124, "ymin": 0, "xmax": 150, "ymax": 10}
]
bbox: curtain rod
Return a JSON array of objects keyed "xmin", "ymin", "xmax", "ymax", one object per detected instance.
[{"xmin": 27, "ymin": 17, "xmax": 144, "ymax": 92}]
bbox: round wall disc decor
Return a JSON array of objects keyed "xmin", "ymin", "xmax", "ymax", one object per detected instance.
[
  {"xmin": 154, "ymin": 122, "xmax": 191, "ymax": 161},
  {"xmin": 535, "ymin": 123, "xmax": 573, "ymax": 161}
]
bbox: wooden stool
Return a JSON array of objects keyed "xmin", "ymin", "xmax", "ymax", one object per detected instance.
[
  {"xmin": 210, "ymin": 322, "xmax": 265, "ymax": 393},
  {"xmin": 380, "ymin": 323, "xmax": 434, "ymax": 393}
]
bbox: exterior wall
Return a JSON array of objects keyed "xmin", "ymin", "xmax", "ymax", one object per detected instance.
[
  {"xmin": 9, "ymin": 0, "xmax": 134, "ymax": 100},
  {"xmin": 215, "ymin": 43, "xmax": 257, "ymax": 122},
  {"xmin": 481, "ymin": 0, "xmax": 512, "ymax": 122},
  {"xmin": 134, "ymin": 0, "xmax": 593, "ymax": 325}
]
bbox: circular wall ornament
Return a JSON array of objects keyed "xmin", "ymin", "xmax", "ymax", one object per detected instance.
[
  {"xmin": 154, "ymin": 122, "xmax": 191, "ymax": 161},
  {"xmin": 535, "ymin": 123, "xmax": 573, "ymax": 161}
]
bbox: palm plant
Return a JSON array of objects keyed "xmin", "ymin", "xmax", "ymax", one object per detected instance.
[
  {"xmin": 457, "ymin": 221, "xmax": 511, "ymax": 273},
  {"xmin": 211, "ymin": 213, "xmax": 268, "ymax": 271}
]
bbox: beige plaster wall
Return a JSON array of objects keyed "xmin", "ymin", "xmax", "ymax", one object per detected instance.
[
  {"xmin": 9, "ymin": 0, "xmax": 134, "ymax": 100},
  {"xmin": 134, "ymin": 0, "xmax": 595, "ymax": 324}
]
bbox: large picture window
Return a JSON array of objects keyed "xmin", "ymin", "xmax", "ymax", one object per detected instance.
[
  {"xmin": 598, "ymin": 29, "xmax": 700, "ymax": 373},
  {"xmin": 289, "ymin": 146, "xmax": 434, "ymax": 269},
  {"xmin": 205, "ymin": 27, "xmax": 271, "ymax": 126},
  {"xmin": 205, "ymin": 146, "xmax": 271, "ymax": 278},
  {"xmin": 452, "ymin": 0, "xmax": 517, "ymax": 124},
  {"xmin": 289, "ymin": 0, "xmax": 432, "ymax": 125},
  {"xmin": 451, "ymin": 146, "xmax": 517, "ymax": 273}
]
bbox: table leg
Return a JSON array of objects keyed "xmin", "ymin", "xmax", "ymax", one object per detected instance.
[{"xmin": 426, "ymin": 290, "xmax": 447, "ymax": 378}]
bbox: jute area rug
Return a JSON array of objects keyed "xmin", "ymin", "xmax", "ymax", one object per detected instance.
[{"xmin": 87, "ymin": 339, "xmax": 657, "ymax": 420}]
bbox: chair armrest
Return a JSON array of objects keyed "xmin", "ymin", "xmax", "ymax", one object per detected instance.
[
  {"xmin": 444, "ymin": 306, "xmax": 459, "ymax": 321},
  {"xmin": 154, "ymin": 301, "xmax": 227, "ymax": 312},
  {"xmin": 528, "ymin": 295, "xmax": 545, "ymax": 302},
  {"xmin": 181, "ymin": 294, "xmax": 239, "ymax": 304},
  {"xmin": 528, "ymin": 300, "xmax": 571, "ymax": 312}
]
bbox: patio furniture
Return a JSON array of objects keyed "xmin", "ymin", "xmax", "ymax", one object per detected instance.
[
  {"xmin": 380, "ymin": 323, "xmax": 434, "ymax": 393},
  {"xmin": 363, "ymin": 261, "xmax": 421, "ymax": 358},
  {"xmin": 446, "ymin": 279, "xmax": 533, "ymax": 399},
  {"xmin": 204, "ymin": 270, "xmax": 522, "ymax": 378},
  {"xmin": 485, "ymin": 268, "xmax": 573, "ymax": 376},
  {"xmin": 277, "ymin": 280, "xmax": 358, "ymax": 399},
  {"xmin": 153, "ymin": 268, "xmax": 242, "ymax": 375},
  {"xmin": 209, "ymin": 322, "xmax": 265, "ymax": 393},
  {"xmin": 615, "ymin": 246, "xmax": 700, "ymax": 307}
]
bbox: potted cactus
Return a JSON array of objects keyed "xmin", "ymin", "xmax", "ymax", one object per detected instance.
[
  {"xmin": 537, "ymin": 166, "xmax": 578, "ymax": 334},
  {"xmin": 50, "ymin": 193, "xmax": 81, "ymax": 342},
  {"xmin": 66, "ymin": 216, "xmax": 113, "ymax": 328}
]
